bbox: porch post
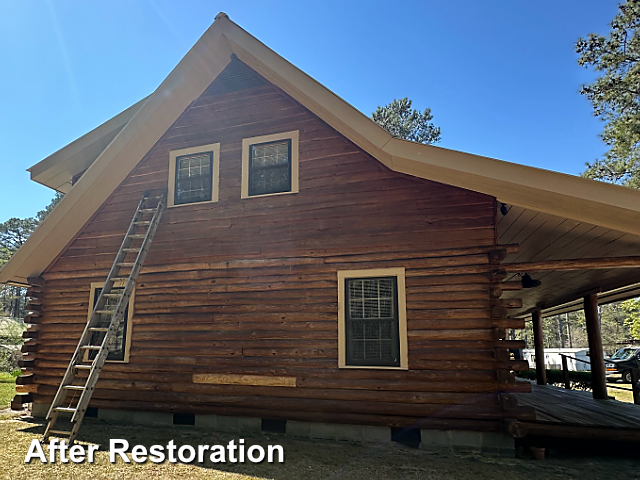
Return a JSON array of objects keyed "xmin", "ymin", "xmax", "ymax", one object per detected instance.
[
  {"xmin": 584, "ymin": 294, "xmax": 608, "ymax": 400},
  {"xmin": 532, "ymin": 310, "xmax": 546, "ymax": 385}
]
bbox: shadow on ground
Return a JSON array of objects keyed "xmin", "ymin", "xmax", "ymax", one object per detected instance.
[{"xmin": 4, "ymin": 415, "xmax": 640, "ymax": 480}]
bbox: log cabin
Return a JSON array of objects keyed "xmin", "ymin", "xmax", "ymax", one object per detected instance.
[{"xmin": 4, "ymin": 13, "xmax": 640, "ymax": 450}]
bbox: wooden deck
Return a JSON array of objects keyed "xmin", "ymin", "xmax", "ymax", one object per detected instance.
[{"xmin": 514, "ymin": 382, "xmax": 640, "ymax": 442}]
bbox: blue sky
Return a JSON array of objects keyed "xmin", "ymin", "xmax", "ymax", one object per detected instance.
[{"xmin": 0, "ymin": 0, "xmax": 620, "ymax": 222}]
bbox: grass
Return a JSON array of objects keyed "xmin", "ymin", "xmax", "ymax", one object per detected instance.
[
  {"xmin": 519, "ymin": 371, "xmax": 638, "ymax": 404},
  {"xmin": 0, "ymin": 372, "xmax": 16, "ymax": 410},
  {"xmin": 0, "ymin": 416, "xmax": 639, "ymax": 480},
  {"xmin": 607, "ymin": 384, "xmax": 635, "ymax": 403}
]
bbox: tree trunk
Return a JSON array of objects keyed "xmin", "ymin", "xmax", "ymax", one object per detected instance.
[{"xmin": 557, "ymin": 315, "xmax": 566, "ymax": 348}]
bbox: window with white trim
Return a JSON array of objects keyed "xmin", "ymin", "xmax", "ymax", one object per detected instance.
[
  {"xmin": 338, "ymin": 268, "xmax": 408, "ymax": 369},
  {"xmin": 168, "ymin": 143, "xmax": 220, "ymax": 207},
  {"xmin": 242, "ymin": 131, "xmax": 299, "ymax": 198}
]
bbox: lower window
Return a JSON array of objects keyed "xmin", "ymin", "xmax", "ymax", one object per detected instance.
[
  {"xmin": 85, "ymin": 282, "xmax": 134, "ymax": 363},
  {"xmin": 338, "ymin": 268, "xmax": 408, "ymax": 369}
]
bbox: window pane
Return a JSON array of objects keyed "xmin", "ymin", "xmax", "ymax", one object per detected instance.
[
  {"xmin": 249, "ymin": 141, "xmax": 291, "ymax": 195},
  {"xmin": 347, "ymin": 278, "xmax": 395, "ymax": 319},
  {"xmin": 175, "ymin": 152, "xmax": 213, "ymax": 204},
  {"xmin": 347, "ymin": 319, "xmax": 395, "ymax": 363},
  {"xmin": 346, "ymin": 276, "xmax": 399, "ymax": 366},
  {"xmin": 89, "ymin": 287, "xmax": 128, "ymax": 361}
]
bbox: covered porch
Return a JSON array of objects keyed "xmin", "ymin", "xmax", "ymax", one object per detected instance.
[
  {"xmin": 496, "ymin": 201, "xmax": 640, "ymax": 442},
  {"xmin": 513, "ymin": 382, "xmax": 640, "ymax": 442}
]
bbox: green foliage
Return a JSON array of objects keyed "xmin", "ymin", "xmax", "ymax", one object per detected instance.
[
  {"xmin": 0, "ymin": 192, "xmax": 63, "ymax": 318},
  {"xmin": 0, "ymin": 215, "xmax": 36, "ymax": 319},
  {"xmin": 577, "ymin": 0, "xmax": 640, "ymax": 188},
  {"xmin": 0, "ymin": 320, "xmax": 24, "ymax": 346},
  {"xmin": 0, "ymin": 371, "xmax": 16, "ymax": 409},
  {"xmin": 0, "ymin": 217, "xmax": 37, "ymax": 266},
  {"xmin": 0, "ymin": 318, "xmax": 24, "ymax": 373},
  {"xmin": 0, "ymin": 192, "xmax": 63, "ymax": 267},
  {"xmin": 0, "ymin": 348, "xmax": 21, "ymax": 375},
  {"xmin": 621, "ymin": 298, "xmax": 640, "ymax": 338},
  {"xmin": 514, "ymin": 302, "xmax": 638, "ymax": 351},
  {"xmin": 35, "ymin": 191, "xmax": 63, "ymax": 224},
  {"xmin": 371, "ymin": 98, "xmax": 441, "ymax": 144}
]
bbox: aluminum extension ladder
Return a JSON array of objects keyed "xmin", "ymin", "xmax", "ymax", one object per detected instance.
[{"xmin": 43, "ymin": 191, "xmax": 166, "ymax": 444}]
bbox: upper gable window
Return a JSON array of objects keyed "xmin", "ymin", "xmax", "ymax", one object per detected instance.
[
  {"xmin": 168, "ymin": 143, "xmax": 220, "ymax": 207},
  {"xmin": 241, "ymin": 131, "xmax": 299, "ymax": 198},
  {"xmin": 250, "ymin": 140, "xmax": 291, "ymax": 196}
]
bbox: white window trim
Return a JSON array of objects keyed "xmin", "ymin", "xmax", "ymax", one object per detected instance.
[
  {"xmin": 84, "ymin": 281, "xmax": 134, "ymax": 364},
  {"xmin": 337, "ymin": 268, "xmax": 408, "ymax": 370},
  {"xmin": 241, "ymin": 130, "xmax": 299, "ymax": 199},
  {"xmin": 168, "ymin": 143, "xmax": 220, "ymax": 207}
]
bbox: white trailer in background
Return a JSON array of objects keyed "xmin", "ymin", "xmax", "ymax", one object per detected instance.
[{"xmin": 522, "ymin": 348, "xmax": 592, "ymax": 371}]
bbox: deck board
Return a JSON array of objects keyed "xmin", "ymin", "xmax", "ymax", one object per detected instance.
[{"xmin": 514, "ymin": 382, "xmax": 640, "ymax": 440}]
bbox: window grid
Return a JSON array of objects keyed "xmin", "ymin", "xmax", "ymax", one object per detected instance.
[
  {"xmin": 175, "ymin": 152, "xmax": 213, "ymax": 205},
  {"xmin": 249, "ymin": 139, "xmax": 292, "ymax": 196},
  {"xmin": 345, "ymin": 277, "xmax": 400, "ymax": 367}
]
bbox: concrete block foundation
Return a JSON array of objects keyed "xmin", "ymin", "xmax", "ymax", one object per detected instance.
[
  {"xmin": 29, "ymin": 403, "xmax": 513, "ymax": 455},
  {"xmin": 98, "ymin": 408, "xmax": 173, "ymax": 427},
  {"xmin": 419, "ymin": 429, "xmax": 515, "ymax": 456}
]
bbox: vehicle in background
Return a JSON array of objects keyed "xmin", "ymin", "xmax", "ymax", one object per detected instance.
[
  {"xmin": 605, "ymin": 347, "xmax": 640, "ymax": 383},
  {"xmin": 522, "ymin": 348, "xmax": 592, "ymax": 371}
]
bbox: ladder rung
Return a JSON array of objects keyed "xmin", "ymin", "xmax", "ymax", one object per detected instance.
[
  {"xmin": 55, "ymin": 407, "xmax": 77, "ymax": 413},
  {"xmin": 45, "ymin": 192, "xmax": 166, "ymax": 443},
  {"xmin": 45, "ymin": 192, "xmax": 165, "ymax": 444}
]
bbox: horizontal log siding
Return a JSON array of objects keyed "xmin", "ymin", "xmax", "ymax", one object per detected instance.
[{"xmin": 32, "ymin": 77, "xmax": 526, "ymax": 429}]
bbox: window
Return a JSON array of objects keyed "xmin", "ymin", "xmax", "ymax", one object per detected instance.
[
  {"xmin": 249, "ymin": 140, "xmax": 291, "ymax": 196},
  {"xmin": 85, "ymin": 282, "xmax": 134, "ymax": 363},
  {"xmin": 338, "ymin": 268, "xmax": 408, "ymax": 369},
  {"xmin": 242, "ymin": 131, "xmax": 299, "ymax": 198},
  {"xmin": 168, "ymin": 143, "xmax": 220, "ymax": 207}
]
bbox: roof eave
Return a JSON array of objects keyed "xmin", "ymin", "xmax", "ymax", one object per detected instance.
[
  {"xmin": 4, "ymin": 13, "xmax": 640, "ymax": 286},
  {"xmin": 0, "ymin": 20, "xmax": 233, "ymax": 286},
  {"xmin": 28, "ymin": 96, "xmax": 150, "ymax": 192},
  {"xmin": 385, "ymin": 139, "xmax": 640, "ymax": 237},
  {"xmin": 221, "ymin": 20, "xmax": 394, "ymax": 166}
]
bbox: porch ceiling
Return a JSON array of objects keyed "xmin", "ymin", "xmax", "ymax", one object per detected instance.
[{"xmin": 498, "ymin": 204, "xmax": 640, "ymax": 317}]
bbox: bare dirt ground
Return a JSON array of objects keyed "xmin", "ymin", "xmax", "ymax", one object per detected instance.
[{"xmin": 1, "ymin": 412, "xmax": 639, "ymax": 480}]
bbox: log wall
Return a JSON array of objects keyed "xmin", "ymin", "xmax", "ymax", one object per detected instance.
[{"xmin": 20, "ymin": 62, "xmax": 531, "ymax": 430}]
